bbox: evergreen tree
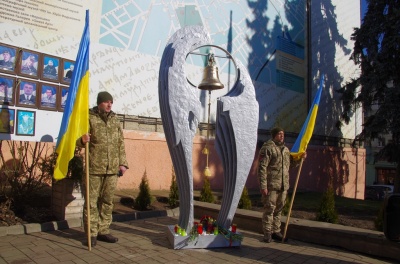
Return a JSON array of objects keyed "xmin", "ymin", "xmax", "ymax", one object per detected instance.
[
  {"xmin": 168, "ymin": 167, "xmax": 179, "ymax": 208},
  {"xmin": 338, "ymin": 1, "xmax": 400, "ymax": 192},
  {"xmin": 282, "ymin": 193, "xmax": 291, "ymax": 216},
  {"xmin": 200, "ymin": 176, "xmax": 214, "ymax": 203},
  {"xmin": 316, "ymin": 186, "xmax": 338, "ymax": 224},
  {"xmin": 238, "ymin": 186, "xmax": 252, "ymax": 209},
  {"xmin": 135, "ymin": 170, "xmax": 152, "ymax": 210},
  {"xmin": 374, "ymin": 201, "xmax": 385, "ymax": 231}
]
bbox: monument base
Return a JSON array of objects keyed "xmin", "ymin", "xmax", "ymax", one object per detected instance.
[{"xmin": 166, "ymin": 225, "xmax": 242, "ymax": 249}]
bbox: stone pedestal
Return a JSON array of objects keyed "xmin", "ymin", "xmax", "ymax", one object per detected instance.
[
  {"xmin": 52, "ymin": 179, "xmax": 84, "ymax": 221},
  {"xmin": 166, "ymin": 225, "xmax": 241, "ymax": 249}
]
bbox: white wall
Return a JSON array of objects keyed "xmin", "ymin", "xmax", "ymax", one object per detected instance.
[{"xmin": 310, "ymin": 0, "xmax": 362, "ymax": 138}]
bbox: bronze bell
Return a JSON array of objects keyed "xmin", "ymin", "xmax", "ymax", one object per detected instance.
[{"xmin": 198, "ymin": 53, "xmax": 224, "ymax": 91}]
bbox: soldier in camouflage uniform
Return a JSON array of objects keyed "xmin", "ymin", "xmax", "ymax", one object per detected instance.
[
  {"xmin": 257, "ymin": 127, "xmax": 304, "ymax": 243},
  {"xmin": 77, "ymin": 91, "xmax": 129, "ymax": 247}
]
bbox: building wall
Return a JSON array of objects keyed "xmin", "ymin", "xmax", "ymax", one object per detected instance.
[
  {"xmin": 310, "ymin": 0, "xmax": 362, "ymax": 139},
  {"xmin": 296, "ymin": 145, "xmax": 366, "ymax": 199},
  {"xmin": 0, "ymin": 1, "xmax": 365, "ymax": 198},
  {"xmin": 0, "ymin": 0, "xmax": 361, "ymax": 142},
  {"xmin": 0, "ymin": 128, "xmax": 365, "ymax": 199},
  {"xmin": 118, "ymin": 130, "xmax": 365, "ymax": 199}
]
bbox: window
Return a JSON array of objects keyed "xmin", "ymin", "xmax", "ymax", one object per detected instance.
[{"xmin": 376, "ymin": 168, "xmax": 395, "ymax": 185}]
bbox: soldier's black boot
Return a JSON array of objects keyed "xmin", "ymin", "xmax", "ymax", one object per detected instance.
[
  {"xmin": 84, "ymin": 236, "xmax": 97, "ymax": 247},
  {"xmin": 97, "ymin": 234, "xmax": 118, "ymax": 243},
  {"xmin": 262, "ymin": 232, "xmax": 272, "ymax": 243},
  {"xmin": 272, "ymin": 232, "xmax": 288, "ymax": 242}
]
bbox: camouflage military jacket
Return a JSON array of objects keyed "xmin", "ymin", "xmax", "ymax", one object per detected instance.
[
  {"xmin": 257, "ymin": 139, "xmax": 296, "ymax": 191},
  {"xmin": 77, "ymin": 106, "xmax": 129, "ymax": 175}
]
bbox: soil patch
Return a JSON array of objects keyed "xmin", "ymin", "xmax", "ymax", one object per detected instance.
[{"xmin": 0, "ymin": 195, "xmax": 378, "ymax": 231}]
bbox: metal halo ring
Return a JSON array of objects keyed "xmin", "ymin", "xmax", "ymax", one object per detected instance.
[{"xmin": 185, "ymin": 44, "xmax": 239, "ymax": 89}]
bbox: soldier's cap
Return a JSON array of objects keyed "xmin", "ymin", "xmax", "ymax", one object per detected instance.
[
  {"xmin": 97, "ymin": 91, "xmax": 113, "ymax": 105},
  {"xmin": 271, "ymin": 126, "xmax": 284, "ymax": 138}
]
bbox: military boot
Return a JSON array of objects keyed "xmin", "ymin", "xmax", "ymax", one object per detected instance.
[{"xmin": 263, "ymin": 232, "xmax": 272, "ymax": 243}]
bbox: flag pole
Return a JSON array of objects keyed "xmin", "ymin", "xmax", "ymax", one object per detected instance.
[
  {"xmin": 282, "ymin": 157, "xmax": 304, "ymax": 242},
  {"xmin": 85, "ymin": 143, "xmax": 91, "ymax": 251},
  {"xmin": 282, "ymin": 74, "xmax": 323, "ymax": 242},
  {"xmin": 52, "ymin": 9, "xmax": 90, "ymax": 248}
]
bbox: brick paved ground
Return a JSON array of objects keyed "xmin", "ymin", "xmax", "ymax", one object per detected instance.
[{"xmin": 0, "ymin": 216, "xmax": 395, "ymax": 264}]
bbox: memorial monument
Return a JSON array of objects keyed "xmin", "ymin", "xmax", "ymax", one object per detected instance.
[{"xmin": 159, "ymin": 25, "xmax": 259, "ymax": 249}]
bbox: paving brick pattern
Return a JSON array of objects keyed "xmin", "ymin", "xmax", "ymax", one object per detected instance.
[{"xmin": 0, "ymin": 216, "xmax": 395, "ymax": 264}]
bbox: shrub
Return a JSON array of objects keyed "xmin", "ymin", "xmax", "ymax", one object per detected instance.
[
  {"xmin": 0, "ymin": 140, "xmax": 54, "ymax": 213},
  {"xmin": 316, "ymin": 186, "xmax": 338, "ymax": 224},
  {"xmin": 238, "ymin": 186, "xmax": 252, "ymax": 209},
  {"xmin": 135, "ymin": 170, "xmax": 153, "ymax": 210},
  {"xmin": 40, "ymin": 152, "xmax": 57, "ymax": 180},
  {"xmin": 282, "ymin": 193, "xmax": 292, "ymax": 216},
  {"xmin": 374, "ymin": 201, "xmax": 385, "ymax": 231},
  {"xmin": 168, "ymin": 167, "xmax": 179, "ymax": 208},
  {"xmin": 200, "ymin": 176, "xmax": 214, "ymax": 203},
  {"xmin": 67, "ymin": 147, "xmax": 84, "ymax": 182}
]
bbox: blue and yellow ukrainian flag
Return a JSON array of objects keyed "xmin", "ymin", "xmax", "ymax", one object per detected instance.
[
  {"xmin": 54, "ymin": 10, "xmax": 90, "ymax": 180},
  {"xmin": 290, "ymin": 75, "xmax": 324, "ymax": 160}
]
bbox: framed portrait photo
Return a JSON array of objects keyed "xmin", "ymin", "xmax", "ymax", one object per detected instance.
[
  {"xmin": 41, "ymin": 55, "xmax": 61, "ymax": 82},
  {"xmin": 16, "ymin": 79, "xmax": 38, "ymax": 108},
  {"xmin": 0, "ymin": 107, "xmax": 15, "ymax": 134},
  {"xmin": 58, "ymin": 86, "xmax": 69, "ymax": 111},
  {"xmin": 61, "ymin": 59, "xmax": 75, "ymax": 85},
  {"xmin": 18, "ymin": 49, "xmax": 41, "ymax": 79},
  {"xmin": 0, "ymin": 75, "xmax": 15, "ymax": 106},
  {"xmin": 16, "ymin": 110, "xmax": 35, "ymax": 136},
  {"xmin": 0, "ymin": 44, "xmax": 17, "ymax": 74},
  {"xmin": 39, "ymin": 83, "xmax": 58, "ymax": 110}
]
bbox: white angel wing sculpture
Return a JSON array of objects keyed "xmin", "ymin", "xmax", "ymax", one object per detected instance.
[
  {"xmin": 159, "ymin": 26, "xmax": 211, "ymax": 231},
  {"xmin": 215, "ymin": 61, "xmax": 259, "ymax": 228},
  {"xmin": 159, "ymin": 25, "xmax": 258, "ymax": 233}
]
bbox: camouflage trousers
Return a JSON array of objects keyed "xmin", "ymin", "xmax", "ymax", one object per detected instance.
[
  {"xmin": 83, "ymin": 174, "xmax": 118, "ymax": 236},
  {"xmin": 261, "ymin": 190, "xmax": 287, "ymax": 235}
]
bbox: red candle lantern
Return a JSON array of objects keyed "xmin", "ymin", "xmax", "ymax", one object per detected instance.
[
  {"xmin": 231, "ymin": 224, "xmax": 237, "ymax": 233},
  {"xmin": 197, "ymin": 224, "xmax": 203, "ymax": 235}
]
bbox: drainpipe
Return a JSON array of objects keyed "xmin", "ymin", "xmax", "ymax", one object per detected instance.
[{"xmin": 307, "ymin": 0, "xmax": 312, "ymax": 109}]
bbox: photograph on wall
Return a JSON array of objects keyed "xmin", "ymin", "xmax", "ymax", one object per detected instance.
[
  {"xmin": 0, "ymin": 107, "xmax": 15, "ymax": 134},
  {"xmin": 18, "ymin": 49, "xmax": 40, "ymax": 78},
  {"xmin": 59, "ymin": 86, "xmax": 69, "ymax": 111},
  {"xmin": 39, "ymin": 84, "xmax": 58, "ymax": 110},
  {"xmin": 61, "ymin": 59, "xmax": 75, "ymax": 84},
  {"xmin": 0, "ymin": 75, "xmax": 15, "ymax": 105},
  {"xmin": 0, "ymin": 44, "xmax": 17, "ymax": 74},
  {"xmin": 41, "ymin": 55, "xmax": 61, "ymax": 82},
  {"xmin": 16, "ymin": 79, "xmax": 38, "ymax": 108},
  {"xmin": 16, "ymin": 110, "xmax": 35, "ymax": 136}
]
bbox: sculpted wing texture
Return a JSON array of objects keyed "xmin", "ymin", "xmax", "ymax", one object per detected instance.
[
  {"xmin": 215, "ymin": 61, "xmax": 259, "ymax": 228},
  {"xmin": 159, "ymin": 26, "xmax": 211, "ymax": 231},
  {"xmin": 159, "ymin": 25, "xmax": 258, "ymax": 233}
]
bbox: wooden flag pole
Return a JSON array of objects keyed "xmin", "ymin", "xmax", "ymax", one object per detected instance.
[
  {"xmin": 85, "ymin": 143, "xmax": 91, "ymax": 251},
  {"xmin": 282, "ymin": 157, "xmax": 304, "ymax": 242}
]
